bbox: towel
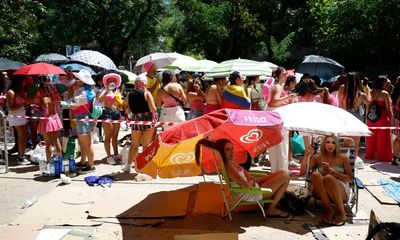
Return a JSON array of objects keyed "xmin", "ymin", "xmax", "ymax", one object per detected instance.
[{"xmin": 378, "ymin": 178, "xmax": 400, "ymax": 203}]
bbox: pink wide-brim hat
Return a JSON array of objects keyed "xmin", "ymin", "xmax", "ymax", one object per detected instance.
[
  {"xmin": 143, "ymin": 61, "xmax": 155, "ymax": 72},
  {"xmin": 103, "ymin": 73, "xmax": 122, "ymax": 88}
]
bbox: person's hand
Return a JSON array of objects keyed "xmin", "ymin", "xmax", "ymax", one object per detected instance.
[{"xmin": 322, "ymin": 162, "xmax": 331, "ymax": 174}]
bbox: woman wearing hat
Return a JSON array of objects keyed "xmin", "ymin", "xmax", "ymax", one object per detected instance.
[
  {"xmin": 98, "ymin": 73, "xmax": 124, "ymax": 164},
  {"xmin": 69, "ymin": 69, "xmax": 96, "ymax": 172},
  {"xmin": 123, "ymin": 74, "xmax": 157, "ymax": 173}
]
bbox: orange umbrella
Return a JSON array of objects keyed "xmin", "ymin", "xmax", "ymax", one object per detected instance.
[{"xmin": 136, "ymin": 109, "xmax": 283, "ymax": 178}]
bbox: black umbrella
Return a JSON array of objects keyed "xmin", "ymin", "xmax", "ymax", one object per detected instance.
[
  {"xmin": 0, "ymin": 58, "xmax": 25, "ymax": 71},
  {"xmin": 95, "ymin": 69, "xmax": 129, "ymax": 84},
  {"xmin": 297, "ymin": 55, "xmax": 345, "ymax": 81},
  {"xmin": 34, "ymin": 53, "xmax": 68, "ymax": 65}
]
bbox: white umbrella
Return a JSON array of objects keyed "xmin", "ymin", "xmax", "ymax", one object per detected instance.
[
  {"xmin": 165, "ymin": 53, "xmax": 197, "ymax": 69},
  {"xmin": 274, "ymin": 102, "xmax": 371, "ymax": 136},
  {"xmin": 119, "ymin": 70, "xmax": 138, "ymax": 84},
  {"xmin": 35, "ymin": 53, "xmax": 68, "ymax": 64},
  {"xmin": 180, "ymin": 59, "xmax": 218, "ymax": 72},
  {"xmin": 134, "ymin": 52, "xmax": 177, "ymax": 73},
  {"xmin": 69, "ymin": 50, "xmax": 117, "ymax": 70}
]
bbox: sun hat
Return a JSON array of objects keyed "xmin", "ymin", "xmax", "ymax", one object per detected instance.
[
  {"xmin": 135, "ymin": 73, "xmax": 148, "ymax": 85},
  {"xmin": 72, "ymin": 69, "xmax": 95, "ymax": 86},
  {"xmin": 144, "ymin": 61, "xmax": 155, "ymax": 72},
  {"xmin": 103, "ymin": 73, "xmax": 122, "ymax": 88}
]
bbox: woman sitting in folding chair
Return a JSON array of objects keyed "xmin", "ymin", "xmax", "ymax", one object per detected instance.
[
  {"xmin": 196, "ymin": 138, "xmax": 290, "ymax": 218},
  {"xmin": 300, "ymin": 135, "xmax": 353, "ymax": 226}
]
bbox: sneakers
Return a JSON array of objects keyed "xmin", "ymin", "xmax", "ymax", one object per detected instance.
[
  {"xmin": 106, "ymin": 156, "xmax": 116, "ymax": 165},
  {"xmin": 76, "ymin": 162, "xmax": 87, "ymax": 169},
  {"xmin": 289, "ymin": 160, "xmax": 301, "ymax": 168},
  {"xmin": 17, "ymin": 157, "xmax": 31, "ymax": 165},
  {"xmin": 122, "ymin": 163, "xmax": 132, "ymax": 173}
]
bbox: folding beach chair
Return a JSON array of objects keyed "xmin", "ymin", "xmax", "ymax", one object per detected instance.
[
  {"xmin": 200, "ymin": 145, "xmax": 273, "ymax": 221},
  {"xmin": 305, "ymin": 136, "xmax": 364, "ymax": 216}
]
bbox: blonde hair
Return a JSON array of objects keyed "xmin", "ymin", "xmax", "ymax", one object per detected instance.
[{"xmin": 320, "ymin": 134, "xmax": 340, "ymax": 157}]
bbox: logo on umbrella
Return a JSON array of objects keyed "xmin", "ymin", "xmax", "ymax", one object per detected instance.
[
  {"xmin": 240, "ymin": 129, "xmax": 263, "ymax": 144},
  {"xmin": 170, "ymin": 152, "xmax": 195, "ymax": 164}
]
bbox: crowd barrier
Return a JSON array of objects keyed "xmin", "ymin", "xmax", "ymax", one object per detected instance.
[{"xmin": 0, "ymin": 113, "xmax": 397, "ymax": 174}]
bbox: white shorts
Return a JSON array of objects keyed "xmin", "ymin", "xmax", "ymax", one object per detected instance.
[{"xmin": 8, "ymin": 108, "xmax": 28, "ymax": 127}]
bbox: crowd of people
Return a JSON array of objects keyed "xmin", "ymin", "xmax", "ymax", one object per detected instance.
[{"xmin": 1, "ymin": 60, "xmax": 399, "ymax": 224}]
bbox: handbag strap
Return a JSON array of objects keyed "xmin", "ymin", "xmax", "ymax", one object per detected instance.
[{"xmin": 161, "ymin": 87, "xmax": 183, "ymax": 106}]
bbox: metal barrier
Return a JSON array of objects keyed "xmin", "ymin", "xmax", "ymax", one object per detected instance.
[{"xmin": 0, "ymin": 111, "xmax": 9, "ymax": 173}]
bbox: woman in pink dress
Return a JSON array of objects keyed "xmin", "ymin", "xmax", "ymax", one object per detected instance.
[
  {"xmin": 37, "ymin": 79, "xmax": 63, "ymax": 163},
  {"xmin": 366, "ymin": 75, "xmax": 392, "ymax": 162}
]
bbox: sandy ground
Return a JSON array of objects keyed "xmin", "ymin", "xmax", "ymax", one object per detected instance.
[{"xmin": 0, "ymin": 128, "xmax": 399, "ymax": 240}]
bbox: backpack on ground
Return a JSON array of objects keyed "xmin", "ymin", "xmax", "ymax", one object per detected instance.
[{"xmin": 261, "ymin": 77, "xmax": 275, "ymax": 106}]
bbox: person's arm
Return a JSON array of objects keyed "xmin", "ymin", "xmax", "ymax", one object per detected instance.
[
  {"xmin": 97, "ymin": 89, "xmax": 108, "ymax": 103},
  {"xmin": 300, "ymin": 149, "xmax": 317, "ymax": 176},
  {"xmin": 383, "ymin": 91, "xmax": 392, "ymax": 120},
  {"xmin": 324, "ymin": 155, "xmax": 353, "ymax": 183},
  {"xmin": 178, "ymin": 85, "xmax": 187, "ymax": 103},
  {"xmin": 268, "ymin": 85, "xmax": 296, "ymax": 107},
  {"xmin": 124, "ymin": 93, "xmax": 131, "ymax": 113},
  {"xmin": 226, "ymin": 163, "xmax": 255, "ymax": 189}
]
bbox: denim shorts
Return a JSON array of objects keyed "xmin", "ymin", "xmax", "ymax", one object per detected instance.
[
  {"xmin": 74, "ymin": 112, "xmax": 94, "ymax": 135},
  {"xmin": 100, "ymin": 108, "xmax": 121, "ymax": 120}
]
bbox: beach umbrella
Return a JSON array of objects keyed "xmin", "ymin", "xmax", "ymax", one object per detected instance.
[
  {"xmin": 14, "ymin": 62, "xmax": 65, "ymax": 75},
  {"xmin": 0, "ymin": 58, "xmax": 25, "ymax": 71},
  {"xmin": 134, "ymin": 52, "xmax": 177, "ymax": 73},
  {"xmin": 59, "ymin": 63, "xmax": 96, "ymax": 75},
  {"xmin": 297, "ymin": 55, "xmax": 345, "ymax": 81},
  {"xmin": 274, "ymin": 102, "xmax": 371, "ymax": 136},
  {"xmin": 69, "ymin": 50, "xmax": 117, "ymax": 70},
  {"xmin": 203, "ymin": 59, "xmax": 271, "ymax": 78},
  {"xmin": 165, "ymin": 53, "xmax": 197, "ymax": 69},
  {"xmin": 180, "ymin": 59, "xmax": 218, "ymax": 72},
  {"xmin": 136, "ymin": 109, "xmax": 283, "ymax": 178},
  {"xmin": 35, "ymin": 53, "xmax": 68, "ymax": 65}
]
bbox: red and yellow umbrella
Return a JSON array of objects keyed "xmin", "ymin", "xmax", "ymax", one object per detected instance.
[{"xmin": 136, "ymin": 109, "xmax": 283, "ymax": 178}]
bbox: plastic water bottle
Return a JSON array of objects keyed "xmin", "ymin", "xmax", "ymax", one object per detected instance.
[
  {"xmin": 38, "ymin": 157, "xmax": 47, "ymax": 175},
  {"xmin": 49, "ymin": 157, "xmax": 55, "ymax": 177},
  {"xmin": 69, "ymin": 155, "xmax": 76, "ymax": 174},
  {"xmin": 57, "ymin": 155, "xmax": 64, "ymax": 174},
  {"xmin": 22, "ymin": 197, "xmax": 38, "ymax": 209},
  {"xmin": 54, "ymin": 156, "xmax": 60, "ymax": 177}
]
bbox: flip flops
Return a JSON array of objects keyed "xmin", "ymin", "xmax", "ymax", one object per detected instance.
[{"xmin": 267, "ymin": 211, "xmax": 290, "ymax": 219}]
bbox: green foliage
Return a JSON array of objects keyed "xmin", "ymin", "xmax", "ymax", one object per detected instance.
[{"xmin": 270, "ymin": 32, "xmax": 295, "ymax": 65}]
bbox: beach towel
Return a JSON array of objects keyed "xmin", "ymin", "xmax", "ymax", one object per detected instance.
[
  {"xmin": 378, "ymin": 179, "xmax": 400, "ymax": 203},
  {"xmin": 222, "ymin": 85, "xmax": 251, "ymax": 110}
]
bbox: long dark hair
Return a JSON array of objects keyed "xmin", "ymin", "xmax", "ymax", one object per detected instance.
[
  {"xmin": 272, "ymin": 67, "xmax": 285, "ymax": 84},
  {"xmin": 195, "ymin": 138, "xmax": 231, "ymax": 165},
  {"xmin": 344, "ymin": 72, "xmax": 362, "ymax": 109},
  {"xmin": 9, "ymin": 75, "xmax": 25, "ymax": 93},
  {"xmin": 373, "ymin": 75, "xmax": 387, "ymax": 90}
]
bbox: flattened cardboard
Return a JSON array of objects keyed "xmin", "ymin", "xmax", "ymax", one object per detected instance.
[{"xmin": 366, "ymin": 186, "xmax": 398, "ymax": 204}]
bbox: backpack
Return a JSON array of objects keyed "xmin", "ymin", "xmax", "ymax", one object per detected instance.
[
  {"xmin": 279, "ymin": 191, "xmax": 307, "ymax": 215},
  {"xmin": 367, "ymin": 100, "xmax": 381, "ymax": 122},
  {"xmin": 261, "ymin": 77, "xmax": 275, "ymax": 106}
]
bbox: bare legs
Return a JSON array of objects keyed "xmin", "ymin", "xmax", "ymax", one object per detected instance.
[
  {"xmin": 15, "ymin": 125, "xmax": 28, "ymax": 157},
  {"xmin": 42, "ymin": 131, "xmax": 62, "ymax": 163},
  {"xmin": 127, "ymin": 128, "xmax": 156, "ymax": 167},
  {"xmin": 78, "ymin": 134, "xmax": 94, "ymax": 167},
  {"xmin": 258, "ymin": 170, "xmax": 290, "ymax": 216},
  {"xmin": 311, "ymin": 172, "xmax": 348, "ymax": 225},
  {"xmin": 103, "ymin": 122, "xmax": 121, "ymax": 157}
]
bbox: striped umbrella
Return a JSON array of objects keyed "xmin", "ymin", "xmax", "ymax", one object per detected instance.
[
  {"xmin": 69, "ymin": 50, "xmax": 117, "ymax": 70},
  {"xmin": 180, "ymin": 59, "xmax": 218, "ymax": 72},
  {"xmin": 203, "ymin": 58, "xmax": 271, "ymax": 78}
]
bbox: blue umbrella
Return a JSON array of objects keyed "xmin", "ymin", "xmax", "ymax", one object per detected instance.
[{"xmin": 0, "ymin": 58, "xmax": 25, "ymax": 71}]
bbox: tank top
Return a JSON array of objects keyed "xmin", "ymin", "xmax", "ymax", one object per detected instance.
[{"xmin": 129, "ymin": 89, "xmax": 150, "ymax": 114}]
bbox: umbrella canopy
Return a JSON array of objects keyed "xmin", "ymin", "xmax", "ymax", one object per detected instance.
[
  {"xmin": 59, "ymin": 63, "xmax": 96, "ymax": 75},
  {"xmin": 96, "ymin": 69, "xmax": 129, "ymax": 84},
  {"xmin": 134, "ymin": 52, "xmax": 177, "ymax": 73},
  {"xmin": 119, "ymin": 70, "xmax": 138, "ymax": 84},
  {"xmin": 180, "ymin": 59, "xmax": 218, "ymax": 72},
  {"xmin": 69, "ymin": 50, "xmax": 117, "ymax": 70},
  {"xmin": 136, "ymin": 109, "xmax": 283, "ymax": 178},
  {"xmin": 297, "ymin": 55, "xmax": 345, "ymax": 81},
  {"xmin": 35, "ymin": 53, "xmax": 68, "ymax": 65},
  {"xmin": 203, "ymin": 59, "xmax": 271, "ymax": 78},
  {"xmin": 14, "ymin": 62, "xmax": 66, "ymax": 75},
  {"xmin": 165, "ymin": 53, "xmax": 197, "ymax": 69},
  {"xmin": 274, "ymin": 102, "xmax": 371, "ymax": 136},
  {"xmin": 0, "ymin": 58, "xmax": 25, "ymax": 71}
]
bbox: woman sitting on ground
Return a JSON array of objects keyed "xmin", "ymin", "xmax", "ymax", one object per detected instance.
[
  {"xmin": 195, "ymin": 138, "xmax": 290, "ymax": 218},
  {"xmin": 300, "ymin": 135, "xmax": 353, "ymax": 226}
]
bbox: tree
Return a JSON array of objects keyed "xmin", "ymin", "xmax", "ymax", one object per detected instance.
[{"xmin": 0, "ymin": 0, "xmax": 45, "ymax": 62}]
